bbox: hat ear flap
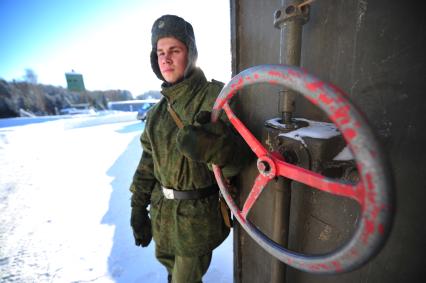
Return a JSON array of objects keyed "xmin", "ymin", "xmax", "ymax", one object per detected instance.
[
  {"xmin": 150, "ymin": 49, "xmax": 164, "ymax": 81},
  {"xmin": 184, "ymin": 45, "xmax": 198, "ymax": 78}
]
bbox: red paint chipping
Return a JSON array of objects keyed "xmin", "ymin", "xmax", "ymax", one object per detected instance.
[
  {"xmin": 306, "ymin": 81, "xmax": 325, "ymax": 92},
  {"xmin": 288, "ymin": 69, "xmax": 302, "ymax": 77},
  {"xmin": 362, "ymin": 219, "xmax": 375, "ymax": 244},
  {"xmin": 343, "ymin": 128, "xmax": 357, "ymax": 140},
  {"xmin": 318, "ymin": 263, "xmax": 330, "ymax": 270},
  {"xmin": 350, "ymin": 248, "xmax": 359, "ymax": 258},
  {"xmin": 254, "ymin": 73, "xmax": 260, "ymax": 79},
  {"xmin": 268, "ymin": 80, "xmax": 278, "ymax": 85},
  {"xmin": 366, "ymin": 172, "xmax": 375, "ymax": 193},
  {"xmin": 332, "ymin": 261, "xmax": 343, "ymax": 272},
  {"xmin": 223, "ymin": 77, "xmax": 245, "ymax": 106},
  {"xmin": 319, "ymin": 93, "xmax": 334, "ymax": 105},
  {"xmin": 307, "ymin": 263, "xmax": 335, "ymax": 271},
  {"xmin": 268, "ymin": 70, "xmax": 288, "ymax": 79},
  {"xmin": 225, "ymin": 91, "xmax": 235, "ymax": 105},
  {"xmin": 360, "ymin": 171, "xmax": 383, "ymax": 243},
  {"xmin": 331, "ymin": 105, "xmax": 351, "ymax": 125},
  {"xmin": 231, "ymin": 77, "xmax": 244, "ymax": 91}
]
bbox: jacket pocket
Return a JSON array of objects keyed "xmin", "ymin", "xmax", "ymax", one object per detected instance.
[{"xmin": 175, "ymin": 196, "xmax": 227, "ymax": 255}]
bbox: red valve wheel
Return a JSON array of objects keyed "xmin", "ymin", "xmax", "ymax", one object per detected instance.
[{"xmin": 211, "ymin": 65, "xmax": 393, "ymax": 274}]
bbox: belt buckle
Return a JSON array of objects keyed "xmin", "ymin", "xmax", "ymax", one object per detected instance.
[{"xmin": 162, "ymin": 186, "xmax": 175, "ymax": 199}]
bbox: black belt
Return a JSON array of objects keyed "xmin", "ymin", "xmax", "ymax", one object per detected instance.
[{"xmin": 161, "ymin": 184, "xmax": 218, "ymax": 200}]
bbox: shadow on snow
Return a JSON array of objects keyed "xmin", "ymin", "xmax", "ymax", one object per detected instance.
[{"xmin": 101, "ymin": 122, "xmax": 167, "ymax": 282}]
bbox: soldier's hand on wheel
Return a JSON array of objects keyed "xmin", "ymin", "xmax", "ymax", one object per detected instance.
[{"xmin": 176, "ymin": 111, "xmax": 233, "ymax": 166}]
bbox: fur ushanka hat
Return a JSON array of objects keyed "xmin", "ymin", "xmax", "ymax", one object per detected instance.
[{"xmin": 150, "ymin": 15, "xmax": 198, "ymax": 81}]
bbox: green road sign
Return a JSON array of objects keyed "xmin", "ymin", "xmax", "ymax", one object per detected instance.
[{"xmin": 65, "ymin": 71, "xmax": 85, "ymax": 92}]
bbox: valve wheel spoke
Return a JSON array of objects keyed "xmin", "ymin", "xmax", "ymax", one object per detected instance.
[
  {"xmin": 274, "ymin": 157, "xmax": 363, "ymax": 205},
  {"xmin": 241, "ymin": 173, "xmax": 272, "ymax": 219},
  {"xmin": 223, "ymin": 103, "xmax": 268, "ymax": 158}
]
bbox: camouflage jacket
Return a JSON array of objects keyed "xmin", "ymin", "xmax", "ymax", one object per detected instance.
[{"xmin": 130, "ymin": 68, "xmax": 230, "ymax": 256}]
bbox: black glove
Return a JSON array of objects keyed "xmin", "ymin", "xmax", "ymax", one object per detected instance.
[
  {"xmin": 130, "ymin": 206, "xmax": 152, "ymax": 247},
  {"xmin": 176, "ymin": 111, "xmax": 234, "ymax": 166}
]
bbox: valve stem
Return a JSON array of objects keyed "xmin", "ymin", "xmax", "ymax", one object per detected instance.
[{"xmin": 274, "ymin": 0, "xmax": 310, "ymax": 130}]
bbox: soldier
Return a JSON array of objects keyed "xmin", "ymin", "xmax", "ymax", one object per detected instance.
[{"xmin": 130, "ymin": 15, "xmax": 246, "ymax": 283}]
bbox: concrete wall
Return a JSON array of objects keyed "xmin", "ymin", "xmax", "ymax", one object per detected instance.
[{"xmin": 231, "ymin": 0, "xmax": 426, "ymax": 282}]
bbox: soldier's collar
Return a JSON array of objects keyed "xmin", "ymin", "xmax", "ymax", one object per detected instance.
[{"xmin": 161, "ymin": 68, "xmax": 207, "ymax": 102}]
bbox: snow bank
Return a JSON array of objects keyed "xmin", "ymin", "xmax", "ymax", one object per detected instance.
[
  {"xmin": 63, "ymin": 111, "xmax": 139, "ymax": 129},
  {"xmin": 0, "ymin": 111, "xmax": 139, "ymax": 130}
]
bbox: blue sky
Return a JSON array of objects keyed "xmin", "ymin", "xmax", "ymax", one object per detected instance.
[{"xmin": 0, "ymin": 0, "xmax": 231, "ymax": 95}]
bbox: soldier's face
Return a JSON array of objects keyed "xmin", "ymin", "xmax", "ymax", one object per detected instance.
[{"xmin": 157, "ymin": 37, "xmax": 188, "ymax": 83}]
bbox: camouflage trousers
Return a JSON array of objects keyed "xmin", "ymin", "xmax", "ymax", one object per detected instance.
[{"xmin": 155, "ymin": 248, "xmax": 212, "ymax": 283}]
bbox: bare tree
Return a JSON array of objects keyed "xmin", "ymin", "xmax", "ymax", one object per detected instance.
[{"xmin": 23, "ymin": 68, "xmax": 38, "ymax": 84}]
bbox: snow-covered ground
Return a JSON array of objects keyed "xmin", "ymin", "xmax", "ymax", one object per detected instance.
[{"xmin": 0, "ymin": 113, "xmax": 232, "ymax": 283}]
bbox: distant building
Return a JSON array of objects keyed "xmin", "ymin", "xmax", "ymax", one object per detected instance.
[{"xmin": 65, "ymin": 70, "xmax": 85, "ymax": 92}]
